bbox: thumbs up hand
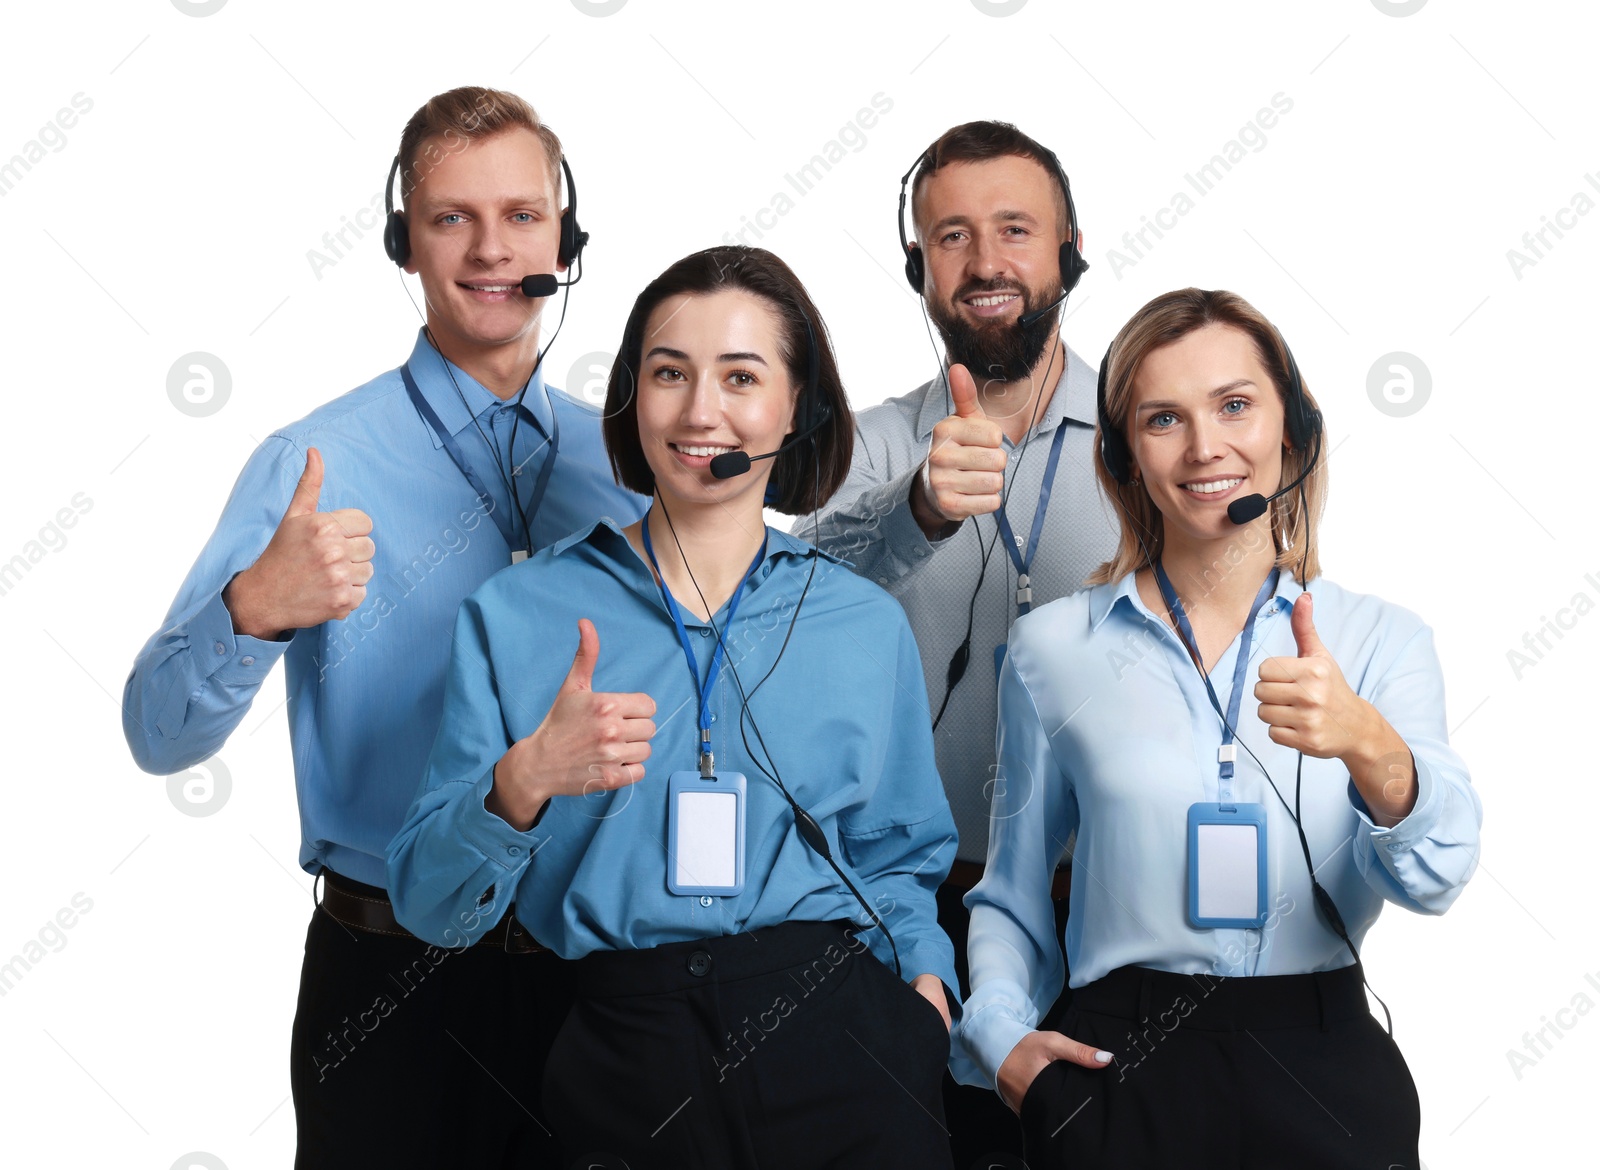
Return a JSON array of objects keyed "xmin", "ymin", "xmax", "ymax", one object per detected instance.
[
  {"xmin": 911, "ymin": 363, "xmax": 1008, "ymax": 536},
  {"xmin": 1254, "ymin": 593, "xmax": 1365, "ymax": 759},
  {"xmin": 488, "ymin": 619, "xmax": 658, "ymax": 831},
  {"xmin": 224, "ymin": 447, "xmax": 376, "ymax": 640},
  {"xmin": 1256, "ymin": 594, "xmax": 1421, "ymax": 825}
]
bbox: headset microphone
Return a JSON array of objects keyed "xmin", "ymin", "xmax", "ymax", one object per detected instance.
[
  {"xmin": 1017, "ymin": 288, "xmax": 1069, "ymax": 330},
  {"xmin": 709, "ymin": 412, "xmax": 829, "ymax": 479},
  {"xmin": 1097, "ymin": 323, "xmax": 1324, "ymax": 526},
  {"xmin": 1226, "ymin": 425, "xmax": 1322, "ymax": 525},
  {"xmin": 519, "ymin": 274, "xmax": 559, "ymax": 298},
  {"xmin": 709, "ymin": 309, "xmax": 827, "ymax": 480}
]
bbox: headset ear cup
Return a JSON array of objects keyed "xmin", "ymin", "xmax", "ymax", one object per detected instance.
[
  {"xmin": 558, "ymin": 211, "xmax": 589, "ymax": 270},
  {"xmin": 383, "ymin": 212, "xmax": 409, "ymax": 267},
  {"xmin": 1099, "ymin": 429, "xmax": 1131, "ymax": 485},
  {"xmin": 1094, "ymin": 346, "xmax": 1132, "ymax": 485},
  {"xmin": 555, "ymin": 155, "xmax": 587, "ymax": 271},
  {"xmin": 903, "ymin": 246, "xmax": 924, "ymax": 294},
  {"xmin": 1276, "ymin": 335, "xmax": 1316, "ymax": 450},
  {"xmin": 1059, "ymin": 239, "xmax": 1089, "ymax": 299},
  {"xmin": 1296, "ymin": 406, "xmax": 1324, "ymax": 453}
]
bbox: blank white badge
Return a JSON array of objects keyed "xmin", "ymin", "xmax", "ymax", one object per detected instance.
[
  {"xmin": 1195, "ymin": 822, "xmax": 1260, "ymax": 921},
  {"xmin": 674, "ymin": 789, "xmax": 739, "ymax": 890}
]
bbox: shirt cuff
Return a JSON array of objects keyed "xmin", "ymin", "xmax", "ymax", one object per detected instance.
[
  {"xmin": 1347, "ymin": 750, "xmax": 1440, "ymax": 856},
  {"xmin": 449, "ymin": 765, "xmax": 552, "ymax": 869},
  {"xmin": 903, "ymin": 947, "xmax": 961, "ymax": 1016},
  {"xmin": 957, "ymin": 997, "xmax": 1036, "ymax": 1090},
  {"xmin": 193, "ymin": 588, "xmax": 290, "ymax": 683}
]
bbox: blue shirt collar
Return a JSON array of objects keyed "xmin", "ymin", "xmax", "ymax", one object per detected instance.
[
  {"xmin": 547, "ymin": 514, "xmax": 851, "ymax": 617},
  {"xmin": 403, "ymin": 328, "xmax": 553, "ymax": 447},
  {"xmin": 1089, "ymin": 561, "xmax": 1307, "ymax": 631},
  {"xmin": 914, "ymin": 343, "xmax": 1099, "ymax": 442}
]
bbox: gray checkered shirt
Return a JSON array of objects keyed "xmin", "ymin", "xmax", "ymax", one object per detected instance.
[{"xmin": 796, "ymin": 347, "xmax": 1121, "ymax": 863}]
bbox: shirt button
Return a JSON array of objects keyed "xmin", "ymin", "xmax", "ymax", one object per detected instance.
[
  {"xmin": 700, "ymin": 628, "xmax": 712, "ymax": 638},
  {"xmin": 699, "ymin": 895, "xmax": 713, "ymax": 907},
  {"xmin": 241, "ymin": 655, "xmax": 255, "ymax": 667},
  {"xmin": 507, "ymin": 845, "xmax": 521, "ymax": 856},
  {"xmin": 1386, "ymin": 843, "xmax": 1401, "ymax": 852},
  {"xmin": 687, "ymin": 950, "xmax": 713, "ymax": 977},
  {"xmin": 878, "ymin": 577, "xmax": 888, "ymax": 585},
  {"xmin": 214, "ymin": 641, "xmax": 226, "ymax": 655}
]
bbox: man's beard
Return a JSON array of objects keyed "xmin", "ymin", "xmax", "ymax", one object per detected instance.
[{"xmin": 927, "ymin": 276, "xmax": 1062, "ymax": 385}]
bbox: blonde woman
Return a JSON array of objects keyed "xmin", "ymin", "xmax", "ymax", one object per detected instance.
[{"xmin": 957, "ymin": 288, "xmax": 1481, "ymax": 1168}]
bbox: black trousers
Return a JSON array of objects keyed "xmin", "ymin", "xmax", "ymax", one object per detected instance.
[
  {"xmin": 1019, "ymin": 964, "xmax": 1422, "ymax": 1169},
  {"xmin": 542, "ymin": 919, "xmax": 954, "ymax": 1170},
  {"xmin": 937, "ymin": 881, "xmax": 1072, "ymax": 1170},
  {"xmin": 288, "ymin": 874, "xmax": 572, "ymax": 1169}
]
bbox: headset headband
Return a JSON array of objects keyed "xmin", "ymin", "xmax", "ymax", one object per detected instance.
[
  {"xmin": 382, "ymin": 149, "xmax": 587, "ymax": 270},
  {"xmin": 896, "ymin": 141, "xmax": 1087, "ymax": 298}
]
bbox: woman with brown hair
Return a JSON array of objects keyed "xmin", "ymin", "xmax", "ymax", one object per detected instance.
[
  {"xmin": 388, "ymin": 247, "xmax": 959, "ymax": 1168},
  {"xmin": 956, "ymin": 288, "xmax": 1482, "ymax": 1167}
]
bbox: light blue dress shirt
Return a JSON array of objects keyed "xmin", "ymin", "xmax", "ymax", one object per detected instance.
[
  {"xmin": 122, "ymin": 329, "xmax": 647, "ymax": 887},
  {"xmin": 955, "ymin": 568, "xmax": 1482, "ymax": 1088},
  {"xmin": 385, "ymin": 517, "xmax": 960, "ymax": 993},
  {"xmin": 800, "ymin": 354, "xmax": 1120, "ymax": 863}
]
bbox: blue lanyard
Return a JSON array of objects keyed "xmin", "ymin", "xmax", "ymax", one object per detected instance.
[
  {"xmin": 993, "ymin": 423, "xmax": 1068, "ymax": 615},
  {"xmin": 401, "ymin": 362, "xmax": 560, "ymax": 560},
  {"xmin": 640, "ymin": 518, "xmax": 767, "ymax": 776},
  {"xmin": 1153, "ymin": 562, "xmax": 1279, "ymax": 796}
]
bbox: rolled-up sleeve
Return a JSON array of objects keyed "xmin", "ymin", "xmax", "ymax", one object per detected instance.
[
  {"xmin": 955, "ymin": 652, "xmax": 1076, "ymax": 1089},
  {"xmin": 1348, "ymin": 623, "xmax": 1482, "ymax": 915}
]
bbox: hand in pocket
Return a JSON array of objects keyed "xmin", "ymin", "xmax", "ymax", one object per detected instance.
[{"xmin": 997, "ymin": 1028, "xmax": 1113, "ymax": 1115}]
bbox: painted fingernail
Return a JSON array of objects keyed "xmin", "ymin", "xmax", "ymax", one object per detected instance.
[{"xmin": 1094, "ymin": 1050, "xmax": 1113, "ymax": 1063}]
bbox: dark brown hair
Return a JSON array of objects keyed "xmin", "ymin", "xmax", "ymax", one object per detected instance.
[
  {"xmin": 602, "ymin": 247, "xmax": 853, "ymax": 515},
  {"xmin": 395, "ymin": 87, "xmax": 562, "ymax": 208},
  {"xmin": 1089, "ymin": 288, "xmax": 1327, "ymax": 586},
  {"xmin": 910, "ymin": 120, "xmax": 1069, "ymax": 238}
]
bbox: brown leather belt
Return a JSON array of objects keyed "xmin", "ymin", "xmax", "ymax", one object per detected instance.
[
  {"xmin": 944, "ymin": 858, "xmax": 1073, "ymax": 901},
  {"xmin": 318, "ymin": 868, "xmax": 548, "ymax": 955}
]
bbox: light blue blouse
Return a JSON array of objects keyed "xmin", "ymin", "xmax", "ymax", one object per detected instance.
[{"xmin": 956, "ymin": 568, "xmax": 1482, "ymax": 1088}]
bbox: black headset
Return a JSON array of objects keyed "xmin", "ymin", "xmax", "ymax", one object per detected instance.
[
  {"xmin": 382, "ymin": 151, "xmax": 588, "ymax": 271},
  {"xmin": 896, "ymin": 143, "xmax": 1088, "ymax": 298},
  {"xmin": 1094, "ymin": 327, "xmax": 1322, "ymax": 485}
]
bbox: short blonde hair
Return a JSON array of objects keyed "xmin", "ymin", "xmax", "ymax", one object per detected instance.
[
  {"xmin": 396, "ymin": 87, "xmax": 562, "ymax": 208},
  {"xmin": 1088, "ymin": 288, "xmax": 1327, "ymax": 586}
]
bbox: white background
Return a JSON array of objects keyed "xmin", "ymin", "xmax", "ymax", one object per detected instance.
[{"xmin": 1, "ymin": 0, "xmax": 1593, "ymax": 1166}]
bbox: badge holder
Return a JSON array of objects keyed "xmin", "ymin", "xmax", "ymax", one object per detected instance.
[
  {"xmin": 1186, "ymin": 802, "xmax": 1268, "ymax": 929},
  {"xmin": 667, "ymin": 769, "xmax": 746, "ymax": 897},
  {"xmin": 642, "ymin": 518, "xmax": 764, "ymax": 901}
]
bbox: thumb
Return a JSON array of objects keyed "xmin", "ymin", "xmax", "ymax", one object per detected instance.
[
  {"xmin": 948, "ymin": 364, "xmax": 982, "ymax": 420},
  {"xmin": 1048, "ymin": 1031, "xmax": 1114, "ymax": 1070},
  {"xmin": 561, "ymin": 618, "xmax": 599, "ymax": 692},
  {"xmin": 1291, "ymin": 592, "xmax": 1326, "ymax": 658},
  {"xmin": 284, "ymin": 447, "xmax": 324, "ymax": 519}
]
